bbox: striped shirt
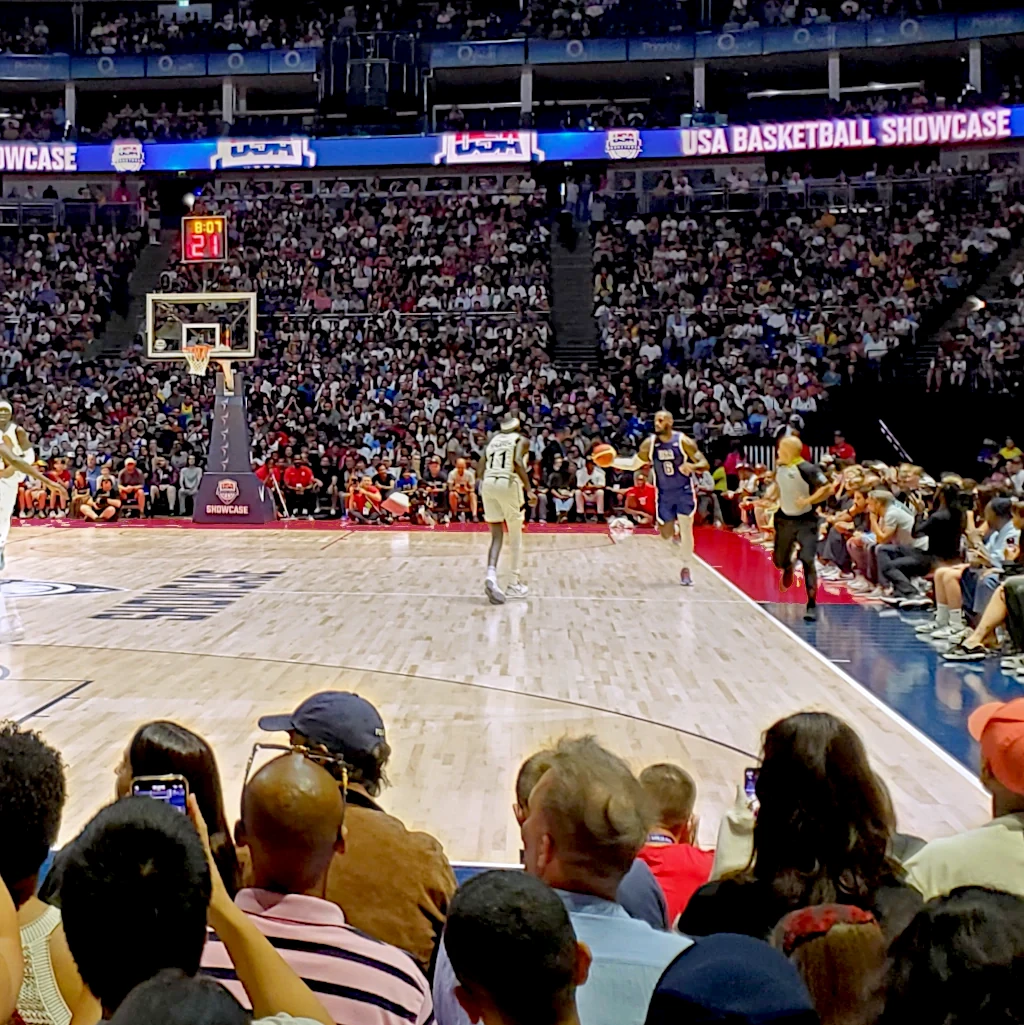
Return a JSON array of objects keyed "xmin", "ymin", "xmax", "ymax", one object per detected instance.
[{"xmin": 201, "ymin": 889, "xmax": 433, "ymax": 1025}]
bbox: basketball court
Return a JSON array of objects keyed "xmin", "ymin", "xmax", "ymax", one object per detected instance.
[
  {"xmin": 0, "ymin": 522, "xmax": 989, "ymax": 861},
  {"xmin": 0, "ymin": 246, "xmax": 989, "ymax": 866}
]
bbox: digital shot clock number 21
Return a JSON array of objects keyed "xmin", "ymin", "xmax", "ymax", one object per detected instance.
[{"xmin": 181, "ymin": 215, "xmax": 228, "ymax": 264}]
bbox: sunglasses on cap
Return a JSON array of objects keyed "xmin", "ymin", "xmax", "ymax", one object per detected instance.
[{"xmin": 243, "ymin": 742, "xmax": 349, "ymax": 789}]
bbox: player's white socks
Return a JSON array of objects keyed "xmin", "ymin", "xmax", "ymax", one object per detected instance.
[
  {"xmin": 949, "ymin": 609, "xmax": 964, "ymax": 631},
  {"xmin": 486, "ymin": 565, "xmax": 497, "ymax": 584},
  {"xmin": 935, "ymin": 605, "xmax": 950, "ymax": 628}
]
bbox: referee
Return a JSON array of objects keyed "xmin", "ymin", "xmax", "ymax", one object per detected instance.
[{"xmin": 770, "ymin": 436, "xmax": 833, "ymax": 621}]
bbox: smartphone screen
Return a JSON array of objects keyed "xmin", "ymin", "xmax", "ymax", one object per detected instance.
[
  {"xmin": 744, "ymin": 767, "xmax": 759, "ymax": 802},
  {"xmin": 131, "ymin": 776, "xmax": 188, "ymax": 813}
]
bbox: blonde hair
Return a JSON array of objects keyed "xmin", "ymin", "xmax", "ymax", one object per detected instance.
[
  {"xmin": 639, "ymin": 763, "xmax": 697, "ymax": 830},
  {"xmin": 772, "ymin": 912, "xmax": 886, "ymax": 1025},
  {"xmin": 540, "ymin": 736, "xmax": 651, "ymax": 881}
]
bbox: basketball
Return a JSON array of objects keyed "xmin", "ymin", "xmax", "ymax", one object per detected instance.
[
  {"xmin": 592, "ymin": 444, "xmax": 616, "ymax": 469},
  {"xmin": 382, "ymin": 492, "xmax": 411, "ymax": 516}
]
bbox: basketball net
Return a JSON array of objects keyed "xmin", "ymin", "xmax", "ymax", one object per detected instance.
[{"xmin": 182, "ymin": 343, "xmax": 212, "ymax": 376}]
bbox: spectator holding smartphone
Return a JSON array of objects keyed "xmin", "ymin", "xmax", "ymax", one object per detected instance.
[{"xmin": 80, "ymin": 476, "xmax": 121, "ymax": 522}]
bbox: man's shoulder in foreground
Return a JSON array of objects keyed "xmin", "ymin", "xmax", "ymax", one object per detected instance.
[
  {"xmin": 432, "ymin": 894, "xmax": 690, "ymax": 1025},
  {"xmin": 904, "ymin": 814, "xmax": 1024, "ymax": 899},
  {"xmin": 256, "ymin": 1017, "xmax": 328, "ymax": 1025},
  {"xmin": 344, "ymin": 798, "xmax": 454, "ymax": 866},
  {"xmin": 564, "ymin": 891, "xmax": 691, "ymax": 964}
]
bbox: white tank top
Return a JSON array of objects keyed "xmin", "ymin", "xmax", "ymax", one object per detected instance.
[
  {"xmin": 0, "ymin": 423, "xmax": 27, "ymax": 481},
  {"xmin": 1, "ymin": 423, "xmax": 24, "ymax": 457},
  {"xmin": 484, "ymin": 432, "xmax": 520, "ymax": 483},
  {"xmin": 18, "ymin": 904, "xmax": 72, "ymax": 1025}
]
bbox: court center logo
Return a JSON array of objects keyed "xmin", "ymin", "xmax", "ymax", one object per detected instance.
[
  {"xmin": 0, "ymin": 579, "xmax": 123, "ymax": 598},
  {"xmin": 216, "ymin": 479, "xmax": 240, "ymax": 505}
]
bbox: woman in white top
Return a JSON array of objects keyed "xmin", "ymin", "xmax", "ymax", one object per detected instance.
[{"xmin": 0, "ymin": 723, "xmax": 96, "ymax": 1025}]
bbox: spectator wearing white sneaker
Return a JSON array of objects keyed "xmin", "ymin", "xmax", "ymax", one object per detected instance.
[
  {"xmin": 932, "ymin": 497, "xmax": 1019, "ymax": 645},
  {"xmin": 848, "ymin": 491, "xmax": 912, "ymax": 598},
  {"xmin": 879, "ymin": 484, "xmax": 965, "ymax": 608}
]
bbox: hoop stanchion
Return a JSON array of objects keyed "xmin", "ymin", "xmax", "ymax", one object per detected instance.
[{"xmin": 192, "ymin": 365, "xmax": 276, "ymax": 524}]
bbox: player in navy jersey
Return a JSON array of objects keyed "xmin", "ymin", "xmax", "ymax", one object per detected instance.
[{"xmin": 614, "ymin": 410, "xmax": 709, "ymax": 586}]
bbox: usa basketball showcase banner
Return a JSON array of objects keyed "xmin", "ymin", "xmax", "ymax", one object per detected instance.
[{"xmin": 0, "ymin": 107, "xmax": 1019, "ymax": 175}]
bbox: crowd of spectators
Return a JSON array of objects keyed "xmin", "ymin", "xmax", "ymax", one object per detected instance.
[
  {"xmin": 927, "ymin": 262, "xmax": 1024, "ymax": 394},
  {"xmin": 0, "ymin": 4, "xmax": 331, "ymax": 56},
  {"xmin": 0, "ymin": 686, "xmax": 1022, "ymax": 1025},
  {"xmin": 83, "ymin": 6, "xmax": 330, "ymax": 56},
  {"xmin": 0, "ymin": 163, "xmax": 1020, "ymax": 526},
  {"xmin": 0, "ymin": 0, "xmax": 999, "ymax": 53},
  {"xmin": 589, "ymin": 164, "xmax": 1024, "ymax": 450}
]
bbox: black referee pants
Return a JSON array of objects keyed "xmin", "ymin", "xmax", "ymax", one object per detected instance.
[{"xmin": 774, "ymin": 512, "xmax": 820, "ymax": 605}]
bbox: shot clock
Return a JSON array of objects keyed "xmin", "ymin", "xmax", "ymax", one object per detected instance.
[{"xmin": 181, "ymin": 215, "xmax": 228, "ymax": 264}]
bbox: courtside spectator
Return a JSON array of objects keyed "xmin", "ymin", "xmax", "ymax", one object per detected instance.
[
  {"xmin": 434, "ymin": 736, "xmax": 691, "ymax": 1025},
  {"xmin": 58, "ymin": 796, "xmax": 334, "ymax": 1023},
  {"xmin": 444, "ymin": 871, "xmax": 589, "ymax": 1025},
  {"xmin": 680, "ymin": 712, "xmax": 920, "ymax": 940},
  {"xmin": 636, "ymin": 764, "xmax": 714, "ymax": 924},
  {"xmin": 0, "ymin": 723, "xmax": 94, "ymax": 1025},
  {"xmin": 904, "ymin": 698, "xmax": 1024, "ymax": 899},
  {"xmin": 284, "ymin": 455, "xmax": 320, "ymax": 519},
  {"xmin": 829, "ymin": 431, "xmax": 857, "ymax": 464},
  {"xmin": 513, "ymin": 751, "xmax": 667, "ymax": 930},
  {"xmin": 202, "ymin": 753, "xmax": 432, "ymax": 1025},
  {"xmin": 772, "ymin": 905, "xmax": 886, "ymax": 1025},
  {"xmin": 644, "ymin": 934, "xmax": 818, "ymax": 1025},
  {"xmin": 178, "ymin": 455, "xmax": 202, "ymax": 514},
  {"xmin": 80, "ymin": 476, "xmax": 121, "ymax": 521},
  {"xmin": 258, "ymin": 693, "xmax": 457, "ymax": 975},
  {"xmin": 880, "ymin": 887, "xmax": 1024, "ymax": 1025},
  {"xmin": 149, "ymin": 457, "xmax": 178, "ymax": 516},
  {"xmin": 447, "ymin": 458, "xmax": 477, "ymax": 522},
  {"xmin": 117, "ymin": 457, "xmax": 146, "ymax": 517},
  {"xmin": 575, "ymin": 457, "xmax": 606, "ymax": 521},
  {"xmin": 623, "ymin": 470, "xmax": 656, "ymax": 526},
  {"xmin": 346, "ymin": 475, "xmax": 382, "ymax": 523}
]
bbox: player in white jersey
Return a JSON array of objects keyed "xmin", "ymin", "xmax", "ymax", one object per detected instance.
[
  {"xmin": 0, "ymin": 401, "xmax": 67, "ymax": 570},
  {"xmin": 479, "ymin": 417, "xmax": 534, "ymax": 605}
]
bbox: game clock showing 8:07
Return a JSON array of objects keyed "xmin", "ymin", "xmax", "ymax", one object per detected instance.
[{"xmin": 181, "ymin": 215, "xmax": 228, "ymax": 264}]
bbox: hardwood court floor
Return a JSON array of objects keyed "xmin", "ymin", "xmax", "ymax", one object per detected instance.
[{"xmin": 0, "ymin": 524, "xmax": 990, "ymax": 862}]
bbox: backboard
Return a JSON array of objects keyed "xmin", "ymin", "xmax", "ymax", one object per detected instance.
[{"xmin": 145, "ymin": 292, "xmax": 257, "ymax": 361}]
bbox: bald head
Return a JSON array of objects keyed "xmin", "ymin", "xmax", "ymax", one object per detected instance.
[
  {"xmin": 778, "ymin": 436, "xmax": 803, "ymax": 465},
  {"xmin": 240, "ymin": 754, "xmax": 345, "ymax": 896}
]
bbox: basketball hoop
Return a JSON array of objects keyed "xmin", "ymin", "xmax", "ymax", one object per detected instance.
[{"xmin": 182, "ymin": 344, "xmax": 212, "ymax": 376}]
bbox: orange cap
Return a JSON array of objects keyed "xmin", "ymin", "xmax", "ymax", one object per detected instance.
[{"xmin": 968, "ymin": 698, "xmax": 1024, "ymax": 795}]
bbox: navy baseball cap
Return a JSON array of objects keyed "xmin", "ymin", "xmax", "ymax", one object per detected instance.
[
  {"xmin": 258, "ymin": 692, "xmax": 386, "ymax": 759},
  {"xmin": 645, "ymin": 935, "xmax": 819, "ymax": 1025}
]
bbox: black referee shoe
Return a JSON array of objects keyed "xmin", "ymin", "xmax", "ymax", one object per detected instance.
[{"xmin": 803, "ymin": 604, "xmax": 817, "ymax": 622}]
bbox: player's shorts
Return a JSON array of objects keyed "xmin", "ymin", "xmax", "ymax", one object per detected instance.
[
  {"xmin": 482, "ymin": 477, "xmax": 524, "ymax": 524},
  {"xmin": 773, "ymin": 511, "xmax": 820, "ymax": 569},
  {"xmin": 656, "ymin": 487, "xmax": 695, "ymax": 523}
]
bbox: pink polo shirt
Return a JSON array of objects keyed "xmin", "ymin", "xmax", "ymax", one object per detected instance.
[{"xmin": 201, "ymin": 888, "xmax": 433, "ymax": 1025}]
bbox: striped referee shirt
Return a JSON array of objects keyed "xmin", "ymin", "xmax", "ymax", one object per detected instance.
[{"xmin": 201, "ymin": 888, "xmax": 434, "ymax": 1025}]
